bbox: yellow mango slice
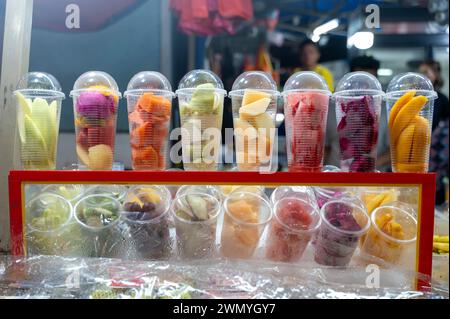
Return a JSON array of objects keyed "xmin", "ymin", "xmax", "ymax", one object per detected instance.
[
  {"xmin": 411, "ymin": 116, "xmax": 431, "ymax": 164},
  {"xmin": 391, "ymin": 95, "xmax": 428, "ymax": 142},
  {"xmin": 366, "ymin": 192, "xmax": 388, "ymax": 214},
  {"xmin": 239, "ymin": 98, "xmax": 271, "ymax": 117},
  {"xmin": 388, "ymin": 90, "xmax": 416, "ymax": 130},
  {"xmin": 242, "ymin": 89, "xmax": 271, "ymax": 106},
  {"xmin": 396, "ymin": 123, "xmax": 415, "ymax": 164}
]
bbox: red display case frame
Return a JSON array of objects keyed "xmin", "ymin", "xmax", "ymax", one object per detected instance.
[{"xmin": 8, "ymin": 170, "xmax": 436, "ymax": 290}]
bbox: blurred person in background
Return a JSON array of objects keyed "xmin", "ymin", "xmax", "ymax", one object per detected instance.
[
  {"xmin": 420, "ymin": 60, "xmax": 449, "ymax": 206},
  {"xmin": 419, "ymin": 60, "xmax": 449, "ymax": 131},
  {"xmin": 296, "ymin": 39, "xmax": 334, "ymax": 91}
]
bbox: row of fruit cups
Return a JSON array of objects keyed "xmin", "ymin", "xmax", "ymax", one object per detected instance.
[
  {"xmin": 25, "ymin": 183, "xmax": 417, "ymax": 266},
  {"xmin": 14, "ymin": 70, "xmax": 436, "ymax": 173}
]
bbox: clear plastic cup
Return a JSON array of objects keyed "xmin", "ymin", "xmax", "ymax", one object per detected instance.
[
  {"xmin": 385, "ymin": 73, "xmax": 437, "ymax": 173},
  {"xmin": 361, "ymin": 205, "xmax": 417, "ymax": 265},
  {"xmin": 176, "ymin": 185, "xmax": 223, "ymax": 203},
  {"xmin": 171, "ymin": 193, "xmax": 221, "ymax": 259},
  {"xmin": 125, "ymin": 71, "xmax": 174, "ymax": 170},
  {"xmin": 41, "ymin": 184, "xmax": 85, "ymax": 205},
  {"xmin": 70, "ymin": 71, "xmax": 121, "ymax": 170},
  {"xmin": 265, "ymin": 197, "xmax": 321, "ymax": 262},
  {"xmin": 282, "ymin": 71, "xmax": 331, "ymax": 172},
  {"xmin": 74, "ymin": 194, "xmax": 121, "ymax": 257},
  {"xmin": 220, "ymin": 192, "xmax": 272, "ymax": 259},
  {"xmin": 25, "ymin": 193, "xmax": 80, "ymax": 256},
  {"xmin": 13, "ymin": 72, "xmax": 65, "ymax": 170},
  {"xmin": 84, "ymin": 184, "xmax": 128, "ymax": 203},
  {"xmin": 122, "ymin": 186, "xmax": 172, "ymax": 259},
  {"xmin": 270, "ymin": 186, "xmax": 317, "ymax": 208},
  {"xmin": 314, "ymin": 200, "xmax": 370, "ymax": 266},
  {"xmin": 333, "ymin": 72, "xmax": 384, "ymax": 172},
  {"xmin": 176, "ymin": 70, "xmax": 226, "ymax": 171},
  {"xmin": 229, "ymin": 71, "xmax": 279, "ymax": 172}
]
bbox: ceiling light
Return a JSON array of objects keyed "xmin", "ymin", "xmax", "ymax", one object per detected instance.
[
  {"xmin": 348, "ymin": 31, "xmax": 374, "ymax": 50},
  {"xmin": 378, "ymin": 68, "xmax": 393, "ymax": 76},
  {"xmin": 313, "ymin": 19, "xmax": 339, "ymax": 36}
]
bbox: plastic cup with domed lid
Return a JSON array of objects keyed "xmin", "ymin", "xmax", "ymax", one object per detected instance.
[
  {"xmin": 70, "ymin": 71, "xmax": 121, "ymax": 171},
  {"xmin": 229, "ymin": 71, "xmax": 279, "ymax": 172},
  {"xmin": 13, "ymin": 72, "xmax": 65, "ymax": 170},
  {"xmin": 333, "ymin": 72, "xmax": 384, "ymax": 172},
  {"xmin": 125, "ymin": 71, "xmax": 174, "ymax": 170},
  {"xmin": 385, "ymin": 73, "xmax": 437, "ymax": 173},
  {"xmin": 175, "ymin": 70, "xmax": 226, "ymax": 171},
  {"xmin": 282, "ymin": 71, "xmax": 331, "ymax": 172}
]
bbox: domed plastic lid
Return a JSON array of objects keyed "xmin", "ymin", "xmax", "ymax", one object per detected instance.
[
  {"xmin": 176, "ymin": 69, "xmax": 226, "ymax": 95},
  {"xmin": 334, "ymin": 71, "xmax": 383, "ymax": 98},
  {"xmin": 229, "ymin": 71, "xmax": 279, "ymax": 97},
  {"xmin": 386, "ymin": 72, "xmax": 437, "ymax": 100},
  {"xmin": 282, "ymin": 71, "xmax": 331, "ymax": 95},
  {"xmin": 70, "ymin": 71, "xmax": 121, "ymax": 97},
  {"xmin": 14, "ymin": 72, "xmax": 65, "ymax": 98},
  {"xmin": 124, "ymin": 71, "xmax": 174, "ymax": 97}
]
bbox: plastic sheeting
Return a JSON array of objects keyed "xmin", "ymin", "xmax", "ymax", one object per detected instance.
[{"xmin": 0, "ymin": 255, "xmax": 447, "ymax": 299}]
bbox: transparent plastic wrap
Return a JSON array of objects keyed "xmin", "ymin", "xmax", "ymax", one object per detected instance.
[{"xmin": 0, "ymin": 255, "xmax": 447, "ymax": 299}]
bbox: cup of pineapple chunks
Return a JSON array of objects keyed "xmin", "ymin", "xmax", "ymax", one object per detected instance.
[{"xmin": 386, "ymin": 73, "xmax": 437, "ymax": 173}]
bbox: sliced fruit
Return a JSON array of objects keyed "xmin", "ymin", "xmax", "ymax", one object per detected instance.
[
  {"xmin": 234, "ymin": 118, "xmax": 258, "ymax": 140},
  {"xmin": 23, "ymin": 114, "xmax": 48, "ymax": 156},
  {"xmin": 366, "ymin": 192, "xmax": 388, "ymax": 214},
  {"xmin": 252, "ymin": 113, "xmax": 275, "ymax": 143},
  {"xmin": 395, "ymin": 162, "xmax": 427, "ymax": 172},
  {"xmin": 391, "ymin": 95, "xmax": 428, "ymax": 142},
  {"xmin": 186, "ymin": 194, "xmax": 208, "ymax": 220},
  {"xmin": 76, "ymin": 144, "xmax": 90, "ymax": 166},
  {"xmin": 190, "ymin": 83, "xmax": 216, "ymax": 113},
  {"xmin": 239, "ymin": 98, "xmax": 271, "ymax": 117},
  {"xmin": 17, "ymin": 105, "xmax": 26, "ymax": 144},
  {"xmin": 88, "ymin": 144, "xmax": 113, "ymax": 170},
  {"xmin": 411, "ymin": 116, "xmax": 430, "ymax": 164},
  {"xmin": 396, "ymin": 123, "xmax": 415, "ymax": 164},
  {"xmin": 388, "ymin": 90, "xmax": 416, "ymax": 129},
  {"xmin": 242, "ymin": 89, "xmax": 271, "ymax": 106},
  {"xmin": 380, "ymin": 189, "xmax": 397, "ymax": 206},
  {"xmin": 15, "ymin": 91, "xmax": 32, "ymax": 115}
]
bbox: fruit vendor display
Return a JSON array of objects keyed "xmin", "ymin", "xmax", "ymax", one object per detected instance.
[
  {"xmin": 74, "ymin": 194, "xmax": 121, "ymax": 257},
  {"xmin": 282, "ymin": 72, "xmax": 331, "ymax": 172},
  {"xmin": 314, "ymin": 200, "xmax": 369, "ymax": 266},
  {"xmin": 14, "ymin": 72, "xmax": 65, "ymax": 170},
  {"xmin": 221, "ymin": 192, "xmax": 272, "ymax": 259},
  {"xmin": 177, "ymin": 70, "xmax": 225, "ymax": 171},
  {"xmin": 334, "ymin": 72, "xmax": 383, "ymax": 172},
  {"xmin": 361, "ymin": 206, "xmax": 417, "ymax": 265},
  {"xmin": 122, "ymin": 187, "xmax": 171, "ymax": 259},
  {"xmin": 360, "ymin": 189, "xmax": 398, "ymax": 215},
  {"xmin": 71, "ymin": 71, "xmax": 120, "ymax": 170},
  {"xmin": 265, "ymin": 197, "xmax": 320, "ymax": 262},
  {"xmin": 26, "ymin": 193, "xmax": 83, "ymax": 256},
  {"xmin": 172, "ymin": 193, "xmax": 220, "ymax": 258}
]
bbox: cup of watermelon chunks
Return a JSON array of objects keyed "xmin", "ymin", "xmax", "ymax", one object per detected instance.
[
  {"xmin": 229, "ymin": 71, "xmax": 279, "ymax": 172},
  {"xmin": 333, "ymin": 72, "xmax": 384, "ymax": 172},
  {"xmin": 265, "ymin": 197, "xmax": 321, "ymax": 262},
  {"xmin": 125, "ymin": 71, "xmax": 174, "ymax": 170},
  {"xmin": 385, "ymin": 73, "xmax": 437, "ymax": 173},
  {"xmin": 282, "ymin": 71, "xmax": 331, "ymax": 172},
  {"xmin": 14, "ymin": 72, "xmax": 65, "ymax": 170},
  {"xmin": 71, "ymin": 71, "xmax": 121, "ymax": 170}
]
